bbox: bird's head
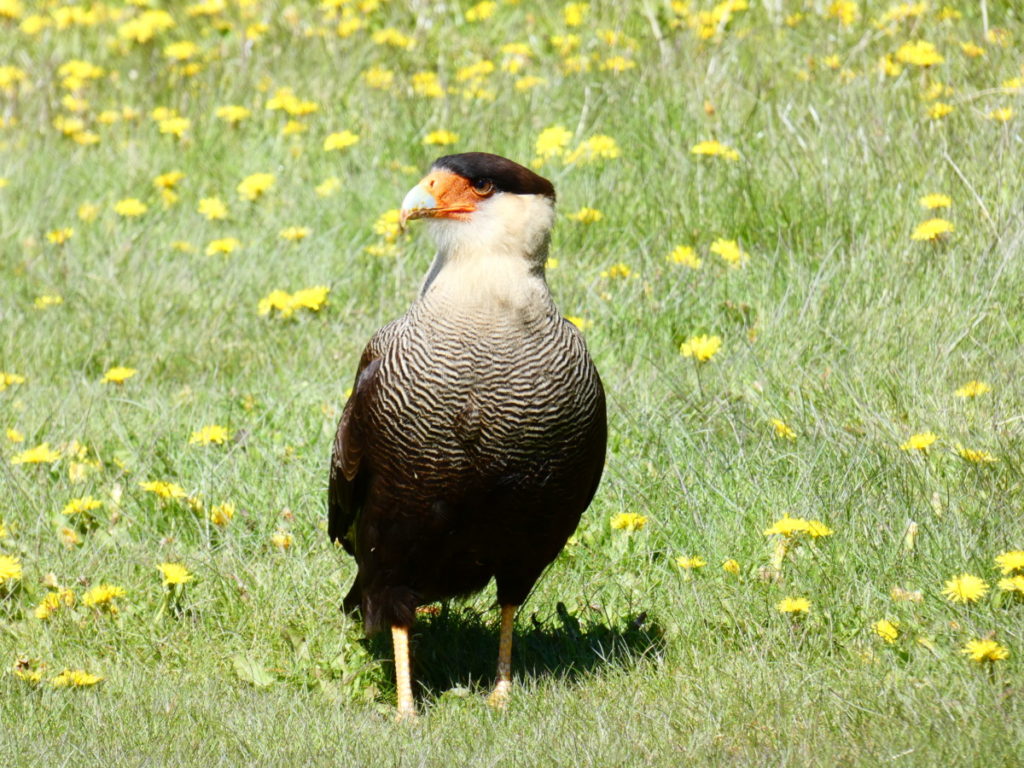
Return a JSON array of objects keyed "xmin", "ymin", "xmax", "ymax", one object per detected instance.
[{"xmin": 400, "ymin": 152, "xmax": 556, "ymax": 267}]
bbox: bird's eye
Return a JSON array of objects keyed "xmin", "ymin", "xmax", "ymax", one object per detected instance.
[{"xmin": 471, "ymin": 179, "xmax": 495, "ymax": 196}]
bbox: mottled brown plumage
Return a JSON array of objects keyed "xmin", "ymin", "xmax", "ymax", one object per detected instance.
[{"xmin": 328, "ymin": 153, "xmax": 606, "ymax": 715}]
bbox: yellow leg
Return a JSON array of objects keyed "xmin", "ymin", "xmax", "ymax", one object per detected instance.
[
  {"xmin": 391, "ymin": 625, "xmax": 417, "ymax": 721},
  {"xmin": 487, "ymin": 604, "xmax": 516, "ymax": 708}
]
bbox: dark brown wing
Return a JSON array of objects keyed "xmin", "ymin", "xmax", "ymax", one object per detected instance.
[{"xmin": 327, "ymin": 321, "xmax": 399, "ymax": 553}]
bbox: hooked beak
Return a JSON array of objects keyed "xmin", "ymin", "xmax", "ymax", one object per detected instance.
[
  {"xmin": 399, "ymin": 184, "xmax": 438, "ymax": 229},
  {"xmin": 398, "ymin": 170, "xmax": 479, "ymax": 230}
]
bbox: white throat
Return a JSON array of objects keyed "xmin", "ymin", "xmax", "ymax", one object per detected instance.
[{"xmin": 419, "ymin": 194, "xmax": 556, "ymax": 315}]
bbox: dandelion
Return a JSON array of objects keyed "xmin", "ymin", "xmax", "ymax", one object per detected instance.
[
  {"xmin": 911, "ymin": 218, "xmax": 954, "ymax": 241},
  {"xmin": 563, "ymin": 2, "xmax": 588, "ymax": 26},
  {"xmin": 567, "ymin": 207, "xmax": 603, "ymax": 223},
  {"xmin": 82, "ymin": 584, "xmax": 125, "ymax": 608},
  {"xmin": 676, "ymin": 555, "xmax": 706, "ymax": 569},
  {"xmin": 690, "ymin": 140, "xmax": 740, "ymax": 161},
  {"xmin": 873, "ymin": 619, "xmax": 900, "ymax": 643},
  {"xmin": 271, "ymin": 531, "xmax": 293, "ymax": 549},
  {"xmin": 205, "ymin": 237, "xmax": 240, "ymax": 256},
  {"xmin": 566, "ymin": 135, "xmax": 620, "ymax": 164},
  {"xmin": 215, "ymin": 105, "xmax": 251, "ymax": 124},
  {"xmin": 324, "ymin": 131, "xmax": 359, "ymax": 151},
  {"xmin": 942, "ymin": 573, "xmax": 988, "ymax": 604},
  {"xmin": 58, "ymin": 527, "xmax": 81, "ymax": 547},
  {"xmin": 895, "ymin": 41, "xmax": 943, "ymax": 68},
  {"xmin": 771, "ymin": 419, "xmax": 796, "ymax": 440},
  {"xmin": 140, "ymin": 480, "xmax": 187, "ymax": 499},
  {"xmin": 189, "ymin": 425, "xmax": 231, "ymax": 445},
  {"xmin": 12, "ymin": 443, "xmax": 61, "ymax": 464},
  {"xmin": 61, "ymin": 496, "xmax": 102, "ymax": 516},
  {"xmin": 535, "ymin": 125, "xmax": 573, "ymax": 160},
  {"xmin": 114, "ymin": 198, "xmax": 147, "ymax": 217},
  {"xmin": 610, "ymin": 512, "xmax": 647, "ymax": 532},
  {"xmin": 986, "ymin": 107, "xmax": 1013, "ymax": 122},
  {"xmin": 956, "ymin": 446, "xmax": 997, "ymax": 464},
  {"xmin": 371, "ymin": 28, "xmax": 415, "ymax": 50},
  {"xmin": 900, "ymin": 432, "xmax": 938, "ymax": 452},
  {"xmin": 722, "ymin": 559, "xmax": 740, "ymax": 575},
  {"xmin": 465, "ymin": 1, "xmax": 496, "ymax": 21},
  {"xmin": 362, "ymin": 67, "xmax": 394, "ymax": 90},
  {"xmin": 998, "ymin": 576, "xmax": 1024, "ymax": 594},
  {"xmin": 962, "ymin": 639, "xmax": 1009, "ymax": 663},
  {"xmin": 516, "ymin": 76, "xmax": 547, "ymax": 91},
  {"xmin": 78, "ymin": 203, "xmax": 100, "ymax": 221},
  {"xmin": 777, "ymin": 597, "xmax": 810, "ymax": 614},
  {"xmin": 423, "ymin": 130, "xmax": 458, "ymax": 146},
  {"xmin": 51, "ymin": 669, "xmax": 103, "ymax": 687},
  {"xmin": 279, "ymin": 226, "xmax": 311, "ymax": 242},
  {"xmin": 667, "ymin": 246, "xmax": 701, "ymax": 269},
  {"xmin": 35, "ymin": 589, "xmax": 74, "ymax": 619},
  {"xmin": 198, "ymin": 197, "xmax": 228, "ymax": 220},
  {"xmin": 158, "ymin": 562, "xmax": 192, "ymax": 586},
  {"xmin": 600, "ymin": 263, "xmax": 632, "ymax": 280},
  {"xmin": 158, "ymin": 116, "xmax": 190, "ymax": 138},
  {"xmin": 210, "ymin": 503, "xmax": 235, "ymax": 526},
  {"xmin": 955, "ymin": 380, "xmax": 990, "ymax": 398},
  {"xmin": 679, "ymin": 334, "xmax": 722, "ymax": 363},
  {"xmin": 315, "ymin": 178, "xmax": 341, "ymax": 197},
  {"xmin": 6, "ymin": 428, "xmax": 23, "ymax": 442},
  {"xmin": 928, "ymin": 103, "xmax": 954, "ymax": 120},
  {"xmin": 411, "ymin": 71, "xmax": 444, "ymax": 98},
  {"xmin": 1, "ymin": 372, "xmax": 26, "ymax": 390},
  {"xmin": 102, "ymin": 366, "xmax": 137, "ymax": 384},
  {"xmin": 0, "ymin": 554, "xmax": 22, "ymax": 584},
  {"xmin": 995, "ymin": 551, "xmax": 1024, "ymax": 575},
  {"xmin": 919, "ymin": 194, "xmax": 951, "ymax": 210},
  {"xmin": 237, "ymin": 173, "xmax": 275, "ymax": 201},
  {"xmin": 46, "ymin": 228, "xmax": 74, "ymax": 244},
  {"xmin": 710, "ymin": 238, "xmax": 747, "ymax": 267},
  {"xmin": 258, "ymin": 287, "xmax": 330, "ymax": 318},
  {"xmin": 35, "ymin": 295, "xmax": 64, "ymax": 309}
]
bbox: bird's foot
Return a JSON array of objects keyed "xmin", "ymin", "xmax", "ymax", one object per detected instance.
[
  {"xmin": 395, "ymin": 702, "xmax": 419, "ymax": 723},
  {"xmin": 486, "ymin": 680, "xmax": 511, "ymax": 710}
]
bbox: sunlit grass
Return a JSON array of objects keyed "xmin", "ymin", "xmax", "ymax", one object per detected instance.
[{"xmin": 1, "ymin": 0, "xmax": 1023, "ymax": 764}]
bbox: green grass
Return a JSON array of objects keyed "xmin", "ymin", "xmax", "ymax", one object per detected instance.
[{"xmin": 2, "ymin": 1, "xmax": 1024, "ymax": 764}]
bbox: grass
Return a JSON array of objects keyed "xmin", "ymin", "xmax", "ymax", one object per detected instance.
[{"xmin": 2, "ymin": 1, "xmax": 1024, "ymax": 764}]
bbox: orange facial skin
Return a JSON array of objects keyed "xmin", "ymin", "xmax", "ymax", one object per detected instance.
[{"xmin": 399, "ymin": 170, "xmax": 495, "ymax": 226}]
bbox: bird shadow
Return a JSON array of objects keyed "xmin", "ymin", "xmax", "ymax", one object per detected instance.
[{"xmin": 362, "ymin": 602, "xmax": 665, "ymax": 700}]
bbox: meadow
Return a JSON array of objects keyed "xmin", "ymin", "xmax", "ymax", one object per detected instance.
[{"xmin": 1, "ymin": 0, "xmax": 1023, "ymax": 764}]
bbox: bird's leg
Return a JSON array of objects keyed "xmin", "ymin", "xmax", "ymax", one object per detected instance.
[
  {"xmin": 487, "ymin": 604, "xmax": 517, "ymax": 709},
  {"xmin": 391, "ymin": 624, "xmax": 417, "ymax": 721}
]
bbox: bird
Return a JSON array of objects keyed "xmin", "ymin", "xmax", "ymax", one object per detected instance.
[{"xmin": 328, "ymin": 152, "xmax": 606, "ymax": 719}]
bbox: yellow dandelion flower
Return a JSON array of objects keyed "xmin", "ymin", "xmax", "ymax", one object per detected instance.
[
  {"xmin": 563, "ymin": 2, "xmax": 588, "ymax": 26},
  {"xmin": 237, "ymin": 173, "xmax": 275, "ymax": 201},
  {"xmin": 315, "ymin": 178, "xmax": 341, "ymax": 197},
  {"xmin": 371, "ymin": 28, "xmax": 415, "ymax": 50},
  {"xmin": 423, "ymin": 130, "xmax": 459, "ymax": 146},
  {"xmin": 676, "ymin": 555, "xmax": 706, "ymax": 569},
  {"xmin": 827, "ymin": 0, "xmax": 858, "ymax": 25},
  {"xmin": 61, "ymin": 496, "xmax": 102, "ymax": 516},
  {"xmin": 0, "ymin": 372, "xmax": 26, "ymax": 390},
  {"xmin": 271, "ymin": 531, "xmax": 293, "ymax": 549},
  {"xmin": 102, "ymin": 366, "xmax": 137, "ymax": 384},
  {"xmin": 279, "ymin": 226, "xmax": 311, "ymax": 242},
  {"xmin": 600, "ymin": 56, "xmax": 636, "ymax": 73},
  {"xmin": 566, "ymin": 135, "xmax": 620, "ymax": 164},
  {"xmin": 140, "ymin": 480, "xmax": 187, "ymax": 499},
  {"xmin": 955, "ymin": 380, "xmax": 990, "ymax": 398},
  {"xmin": 776, "ymin": 597, "xmax": 810, "ymax": 614},
  {"xmin": 465, "ymin": 0, "xmax": 496, "ymax": 21},
  {"xmin": 82, "ymin": 584, "xmax": 125, "ymax": 607},
  {"xmin": 567, "ymin": 207, "xmax": 603, "ymax": 223},
  {"xmin": 667, "ymin": 245, "xmax": 701, "ymax": 269},
  {"xmin": 690, "ymin": 140, "xmax": 740, "ymax": 161},
  {"xmin": 158, "ymin": 116, "xmax": 190, "ymax": 138},
  {"xmin": 411, "ymin": 71, "xmax": 444, "ymax": 98},
  {"xmin": 911, "ymin": 218, "xmax": 954, "ymax": 241},
  {"xmin": 600, "ymin": 263, "xmax": 632, "ymax": 279},
  {"xmin": 6, "ymin": 428, "xmax": 24, "ymax": 443},
  {"xmin": 609, "ymin": 512, "xmax": 647, "ymax": 532},
  {"xmin": 197, "ymin": 197, "xmax": 228, "ymax": 221},
  {"xmin": 928, "ymin": 102, "xmax": 954, "ymax": 120},
  {"xmin": 710, "ymin": 238, "xmax": 747, "ymax": 267},
  {"xmin": 919, "ymin": 194, "xmax": 951, "ymax": 209},
  {"xmin": 771, "ymin": 419, "xmax": 796, "ymax": 440},
  {"xmin": 58, "ymin": 526, "xmax": 81, "ymax": 547},
  {"xmin": 0, "ymin": 554, "xmax": 23, "ymax": 583},
  {"xmin": 956, "ymin": 445, "xmax": 997, "ymax": 464},
  {"xmin": 942, "ymin": 573, "xmax": 988, "ymax": 603},
  {"xmin": 205, "ymin": 237, "xmax": 240, "ymax": 256},
  {"xmin": 46, "ymin": 228, "xmax": 74, "ymax": 245},
  {"xmin": 515, "ymin": 76, "xmax": 547, "ymax": 92},
  {"xmin": 34, "ymin": 295, "xmax": 63, "ymax": 310},
  {"xmin": 900, "ymin": 432, "xmax": 938, "ymax": 452},
  {"xmin": 895, "ymin": 41, "xmax": 943, "ymax": 68},
  {"xmin": 114, "ymin": 198, "xmax": 147, "ymax": 217},
  {"xmin": 962, "ymin": 639, "xmax": 1009, "ymax": 663},
  {"xmin": 998, "ymin": 575, "xmax": 1024, "ymax": 594},
  {"xmin": 77, "ymin": 203, "xmax": 100, "ymax": 222},
  {"xmin": 189, "ymin": 425, "xmax": 230, "ymax": 445},
  {"xmin": 12, "ymin": 443, "xmax": 60, "ymax": 464},
  {"xmin": 986, "ymin": 107, "xmax": 1013, "ymax": 122},
  {"xmin": 722, "ymin": 558, "xmax": 741, "ymax": 574},
  {"xmin": 873, "ymin": 619, "xmax": 899, "ymax": 643},
  {"xmin": 995, "ymin": 551, "xmax": 1024, "ymax": 575},
  {"xmin": 51, "ymin": 669, "xmax": 103, "ymax": 687},
  {"xmin": 362, "ymin": 67, "xmax": 394, "ymax": 90},
  {"xmin": 215, "ymin": 105, "xmax": 251, "ymax": 124},
  {"xmin": 210, "ymin": 503, "xmax": 235, "ymax": 526},
  {"xmin": 34, "ymin": 589, "xmax": 74, "ymax": 620},
  {"xmin": 281, "ymin": 120, "xmax": 306, "ymax": 136},
  {"xmin": 158, "ymin": 562, "xmax": 192, "ymax": 586},
  {"xmin": 535, "ymin": 125, "xmax": 573, "ymax": 160},
  {"xmin": 324, "ymin": 131, "xmax": 360, "ymax": 151},
  {"xmin": 679, "ymin": 334, "xmax": 722, "ymax": 362}
]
